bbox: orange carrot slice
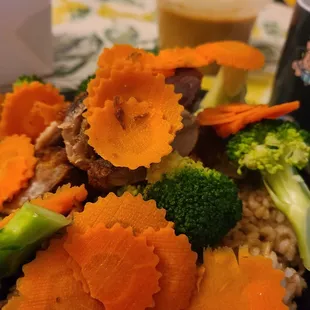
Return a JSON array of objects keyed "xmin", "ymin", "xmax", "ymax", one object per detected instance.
[
  {"xmin": 85, "ymin": 99, "xmax": 174, "ymax": 169},
  {"xmin": 64, "ymin": 223, "xmax": 161, "ymax": 310},
  {"xmin": 198, "ymin": 101, "xmax": 300, "ymax": 138},
  {"xmin": 96, "ymin": 44, "xmax": 174, "ymax": 78},
  {"xmin": 197, "ymin": 111, "xmax": 241, "ymax": 125},
  {"xmin": 210, "ymin": 103, "xmax": 256, "ymax": 114},
  {"xmin": 262, "ymin": 101, "xmax": 300, "ymax": 119},
  {"xmin": 0, "ymin": 135, "xmax": 37, "ymax": 208},
  {"xmin": 0, "ymin": 93, "xmax": 5, "ymax": 104},
  {"xmin": 188, "ymin": 247, "xmax": 248, "ymax": 310},
  {"xmin": 4, "ymin": 239, "xmax": 104, "ymax": 310},
  {"xmin": 70, "ymin": 192, "xmax": 170, "ymax": 235},
  {"xmin": 0, "ymin": 82, "xmax": 68, "ymax": 141},
  {"xmin": 155, "ymin": 47, "xmax": 213, "ymax": 70},
  {"xmin": 30, "ymin": 184, "xmax": 87, "ymax": 215},
  {"xmin": 187, "ymin": 247, "xmax": 288, "ymax": 310},
  {"xmin": 142, "ymin": 227, "xmax": 197, "ymax": 310},
  {"xmin": 196, "ymin": 41, "xmax": 265, "ymax": 70},
  {"xmin": 84, "ymin": 65, "xmax": 183, "ymax": 169},
  {"xmin": 197, "ymin": 104, "xmax": 259, "ymax": 126},
  {"xmin": 97, "ymin": 44, "xmax": 156, "ymax": 69},
  {"xmin": 67, "ymin": 256, "xmax": 90, "ymax": 294},
  {"xmin": 239, "ymin": 247, "xmax": 287, "ymax": 310}
]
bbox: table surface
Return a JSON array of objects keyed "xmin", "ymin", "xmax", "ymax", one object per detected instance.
[{"xmin": 51, "ymin": 0, "xmax": 294, "ymax": 104}]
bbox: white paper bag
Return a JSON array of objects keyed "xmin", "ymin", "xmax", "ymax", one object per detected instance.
[{"xmin": 0, "ymin": 0, "xmax": 53, "ymax": 90}]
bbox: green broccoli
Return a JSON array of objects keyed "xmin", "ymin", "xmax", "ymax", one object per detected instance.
[
  {"xmin": 76, "ymin": 74, "xmax": 95, "ymax": 95},
  {"xmin": 143, "ymin": 156, "xmax": 242, "ymax": 249},
  {"xmin": 0, "ymin": 202, "xmax": 71, "ymax": 279},
  {"xmin": 14, "ymin": 75, "xmax": 44, "ymax": 87},
  {"xmin": 227, "ymin": 119, "xmax": 310, "ymax": 270}
]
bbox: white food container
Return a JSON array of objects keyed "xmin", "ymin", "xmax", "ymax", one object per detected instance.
[{"xmin": 0, "ymin": 0, "xmax": 53, "ymax": 92}]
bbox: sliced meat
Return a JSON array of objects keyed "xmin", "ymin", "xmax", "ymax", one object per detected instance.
[
  {"xmin": 59, "ymin": 93, "xmax": 147, "ymax": 191},
  {"xmin": 172, "ymin": 110, "xmax": 199, "ymax": 157},
  {"xmin": 166, "ymin": 68, "xmax": 203, "ymax": 111},
  {"xmin": 88, "ymin": 159, "xmax": 146, "ymax": 192},
  {"xmin": 4, "ymin": 147, "xmax": 76, "ymax": 211},
  {"xmin": 59, "ymin": 92, "xmax": 96, "ymax": 170},
  {"xmin": 35, "ymin": 121, "xmax": 63, "ymax": 151}
]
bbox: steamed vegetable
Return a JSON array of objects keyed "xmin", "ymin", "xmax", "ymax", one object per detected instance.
[
  {"xmin": 197, "ymin": 101, "xmax": 300, "ymax": 138},
  {"xmin": 13, "ymin": 75, "xmax": 43, "ymax": 88},
  {"xmin": 76, "ymin": 74, "xmax": 95, "ymax": 95},
  {"xmin": 188, "ymin": 247, "xmax": 287, "ymax": 310},
  {"xmin": 143, "ymin": 154, "xmax": 242, "ymax": 249},
  {"xmin": 142, "ymin": 226, "xmax": 197, "ymax": 310},
  {"xmin": 227, "ymin": 119, "xmax": 310, "ymax": 270},
  {"xmin": 0, "ymin": 202, "xmax": 70, "ymax": 279}
]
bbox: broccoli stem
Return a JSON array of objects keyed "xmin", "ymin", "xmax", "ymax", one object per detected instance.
[
  {"xmin": 263, "ymin": 163, "xmax": 310, "ymax": 270},
  {"xmin": 0, "ymin": 203, "xmax": 71, "ymax": 279},
  {"xmin": 197, "ymin": 66, "xmax": 248, "ymax": 112}
]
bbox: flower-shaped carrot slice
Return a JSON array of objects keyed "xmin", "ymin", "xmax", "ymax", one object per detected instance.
[
  {"xmin": 188, "ymin": 247, "xmax": 248, "ymax": 310},
  {"xmin": 187, "ymin": 247, "xmax": 288, "ymax": 310},
  {"xmin": 64, "ymin": 223, "xmax": 161, "ymax": 310},
  {"xmin": 197, "ymin": 41, "xmax": 265, "ymax": 111},
  {"xmin": 30, "ymin": 184, "xmax": 87, "ymax": 215},
  {"xmin": 96, "ymin": 44, "xmax": 174, "ymax": 78},
  {"xmin": 70, "ymin": 192, "xmax": 170, "ymax": 235},
  {"xmin": 84, "ymin": 65, "xmax": 183, "ymax": 169},
  {"xmin": 4, "ymin": 239, "xmax": 104, "ymax": 310},
  {"xmin": 0, "ymin": 82, "xmax": 68, "ymax": 141},
  {"xmin": 196, "ymin": 41, "xmax": 265, "ymax": 70},
  {"xmin": 142, "ymin": 227, "xmax": 197, "ymax": 310},
  {"xmin": 85, "ymin": 98, "xmax": 174, "ymax": 169},
  {"xmin": 238, "ymin": 247, "xmax": 287, "ymax": 310},
  {"xmin": 0, "ymin": 135, "xmax": 37, "ymax": 208},
  {"xmin": 97, "ymin": 44, "xmax": 156, "ymax": 69},
  {"xmin": 155, "ymin": 47, "xmax": 213, "ymax": 70},
  {"xmin": 67, "ymin": 256, "xmax": 90, "ymax": 294},
  {"xmin": 85, "ymin": 65, "xmax": 183, "ymax": 133}
]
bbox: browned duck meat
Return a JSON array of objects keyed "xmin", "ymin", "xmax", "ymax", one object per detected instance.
[
  {"xmin": 165, "ymin": 68, "xmax": 203, "ymax": 111},
  {"xmin": 35, "ymin": 121, "xmax": 63, "ymax": 152},
  {"xmin": 59, "ymin": 93, "xmax": 146, "ymax": 190},
  {"xmin": 172, "ymin": 110, "xmax": 199, "ymax": 157},
  {"xmin": 4, "ymin": 147, "xmax": 77, "ymax": 211},
  {"xmin": 59, "ymin": 92, "xmax": 96, "ymax": 170},
  {"xmin": 87, "ymin": 158, "xmax": 146, "ymax": 192}
]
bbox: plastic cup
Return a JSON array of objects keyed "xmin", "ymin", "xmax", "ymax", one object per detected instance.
[{"xmin": 157, "ymin": 0, "xmax": 271, "ymax": 50}]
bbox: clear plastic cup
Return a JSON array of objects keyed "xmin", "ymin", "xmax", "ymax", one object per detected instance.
[{"xmin": 157, "ymin": 0, "xmax": 271, "ymax": 49}]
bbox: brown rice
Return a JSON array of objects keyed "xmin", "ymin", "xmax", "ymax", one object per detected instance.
[{"xmin": 222, "ymin": 186, "xmax": 307, "ymax": 309}]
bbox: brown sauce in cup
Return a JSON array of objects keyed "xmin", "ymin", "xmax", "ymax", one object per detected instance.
[{"xmin": 158, "ymin": 8, "xmax": 256, "ymax": 50}]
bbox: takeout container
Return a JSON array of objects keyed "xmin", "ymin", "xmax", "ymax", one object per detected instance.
[
  {"xmin": 0, "ymin": 0, "xmax": 53, "ymax": 92},
  {"xmin": 157, "ymin": 0, "xmax": 272, "ymax": 49}
]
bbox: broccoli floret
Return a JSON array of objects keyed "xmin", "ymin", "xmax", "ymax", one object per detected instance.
[
  {"xmin": 227, "ymin": 119, "xmax": 310, "ymax": 270},
  {"xmin": 76, "ymin": 74, "xmax": 95, "ymax": 95},
  {"xmin": 143, "ymin": 157, "xmax": 242, "ymax": 249},
  {"xmin": 0, "ymin": 202, "xmax": 70, "ymax": 279},
  {"xmin": 14, "ymin": 75, "xmax": 43, "ymax": 87},
  {"xmin": 147, "ymin": 151, "xmax": 203, "ymax": 184}
]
